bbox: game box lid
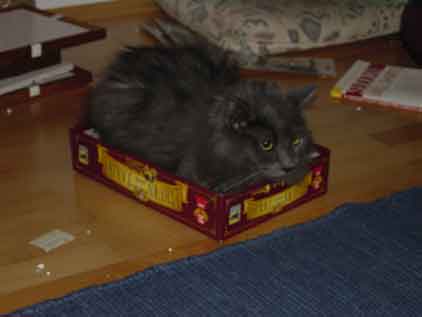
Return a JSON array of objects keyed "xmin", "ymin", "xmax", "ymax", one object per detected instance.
[
  {"xmin": 0, "ymin": 5, "xmax": 106, "ymax": 105},
  {"xmin": 0, "ymin": 66, "xmax": 92, "ymax": 107},
  {"xmin": 0, "ymin": 5, "xmax": 106, "ymax": 59},
  {"xmin": 0, "ymin": 5, "xmax": 106, "ymax": 78}
]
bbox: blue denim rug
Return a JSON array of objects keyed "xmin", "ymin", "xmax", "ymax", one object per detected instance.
[{"xmin": 11, "ymin": 187, "xmax": 422, "ymax": 317}]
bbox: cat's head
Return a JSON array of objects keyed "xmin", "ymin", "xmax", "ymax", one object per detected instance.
[{"xmin": 208, "ymin": 80, "xmax": 316, "ymax": 183}]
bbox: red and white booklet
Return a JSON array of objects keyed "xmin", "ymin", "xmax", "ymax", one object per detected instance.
[{"xmin": 331, "ymin": 60, "xmax": 422, "ymax": 112}]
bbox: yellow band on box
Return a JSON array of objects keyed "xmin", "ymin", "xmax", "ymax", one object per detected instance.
[
  {"xmin": 244, "ymin": 173, "xmax": 313, "ymax": 220},
  {"xmin": 97, "ymin": 145, "xmax": 188, "ymax": 212},
  {"xmin": 330, "ymin": 87, "xmax": 342, "ymax": 99}
]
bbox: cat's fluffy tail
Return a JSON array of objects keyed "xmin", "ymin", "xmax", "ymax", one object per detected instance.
[
  {"xmin": 141, "ymin": 18, "xmax": 239, "ymax": 76},
  {"xmin": 142, "ymin": 18, "xmax": 205, "ymax": 48}
]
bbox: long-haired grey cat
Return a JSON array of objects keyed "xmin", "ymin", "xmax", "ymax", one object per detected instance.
[{"xmin": 88, "ymin": 19, "xmax": 317, "ymax": 193}]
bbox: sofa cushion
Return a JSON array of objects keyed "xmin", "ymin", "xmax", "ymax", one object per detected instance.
[{"xmin": 154, "ymin": 0, "xmax": 407, "ymax": 55}]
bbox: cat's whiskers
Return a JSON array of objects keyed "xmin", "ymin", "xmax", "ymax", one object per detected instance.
[{"xmin": 214, "ymin": 170, "xmax": 261, "ymax": 193}]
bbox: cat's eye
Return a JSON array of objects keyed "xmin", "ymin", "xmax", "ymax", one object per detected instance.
[
  {"xmin": 292, "ymin": 137, "xmax": 303, "ymax": 147},
  {"xmin": 260, "ymin": 139, "xmax": 274, "ymax": 152}
]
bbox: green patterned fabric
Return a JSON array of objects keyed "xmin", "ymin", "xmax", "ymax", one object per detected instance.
[
  {"xmin": 366, "ymin": 0, "xmax": 408, "ymax": 4},
  {"xmin": 154, "ymin": 0, "xmax": 407, "ymax": 55}
]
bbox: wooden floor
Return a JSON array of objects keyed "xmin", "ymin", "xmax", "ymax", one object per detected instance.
[{"xmin": 2, "ymin": 14, "xmax": 422, "ymax": 313}]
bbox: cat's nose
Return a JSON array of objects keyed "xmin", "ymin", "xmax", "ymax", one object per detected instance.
[
  {"xmin": 277, "ymin": 149, "xmax": 298, "ymax": 170},
  {"xmin": 282, "ymin": 157, "xmax": 298, "ymax": 170}
]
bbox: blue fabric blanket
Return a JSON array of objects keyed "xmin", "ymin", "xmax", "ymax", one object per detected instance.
[{"xmin": 12, "ymin": 187, "xmax": 422, "ymax": 316}]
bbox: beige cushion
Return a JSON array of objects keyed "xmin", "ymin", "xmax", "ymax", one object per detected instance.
[{"xmin": 154, "ymin": 0, "xmax": 406, "ymax": 55}]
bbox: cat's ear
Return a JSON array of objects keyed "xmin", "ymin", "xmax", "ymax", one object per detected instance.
[
  {"xmin": 223, "ymin": 99, "xmax": 253, "ymax": 132},
  {"xmin": 286, "ymin": 85, "xmax": 317, "ymax": 108},
  {"xmin": 228, "ymin": 101, "xmax": 249, "ymax": 131}
]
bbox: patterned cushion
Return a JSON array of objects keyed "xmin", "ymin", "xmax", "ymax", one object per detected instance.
[{"xmin": 154, "ymin": 0, "xmax": 407, "ymax": 55}]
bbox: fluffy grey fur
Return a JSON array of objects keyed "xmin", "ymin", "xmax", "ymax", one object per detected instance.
[{"xmin": 88, "ymin": 19, "xmax": 317, "ymax": 193}]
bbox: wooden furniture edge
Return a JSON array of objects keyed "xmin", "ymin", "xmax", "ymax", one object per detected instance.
[{"xmin": 49, "ymin": 0, "xmax": 161, "ymax": 22}]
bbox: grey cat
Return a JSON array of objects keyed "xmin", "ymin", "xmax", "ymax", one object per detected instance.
[{"xmin": 88, "ymin": 19, "xmax": 317, "ymax": 193}]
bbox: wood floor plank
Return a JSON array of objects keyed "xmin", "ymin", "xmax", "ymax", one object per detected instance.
[{"xmin": 370, "ymin": 123, "xmax": 422, "ymax": 146}]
